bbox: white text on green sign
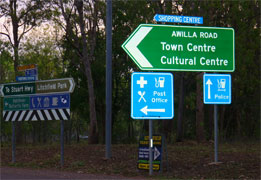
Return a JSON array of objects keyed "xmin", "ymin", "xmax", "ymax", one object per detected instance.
[
  {"xmin": 122, "ymin": 24, "xmax": 235, "ymax": 72},
  {"xmin": 0, "ymin": 78, "xmax": 75, "ymax": 96}
]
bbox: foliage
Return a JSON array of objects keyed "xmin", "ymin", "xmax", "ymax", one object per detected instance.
[
  {"xmin": 0, "ymin": 0, "xmax": 260, "ymax": 145},
  {"xmin": 0, "ymin": 40, "xmax": 14, "ymax": 82}
]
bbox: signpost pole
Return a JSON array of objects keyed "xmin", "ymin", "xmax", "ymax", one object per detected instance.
[
  {"xmin": 60, "ymin": 120, "xmax": 64, "ymax": 167},
  {"xmin": 149, "ymin": 119, "xmax": 153, "ymax": 175},
  {"xmin": 12, "ymin": 122, "xmax": 16, "ymax": 163},
  {"xmin": 204, "ymin": 74, "xmax": 231, "ymax": 163},
  {"xmin": 214, "ymin": 104, "xmax": 218, "ymax": 162},
  {"xmin": 105, "ymin": 0, "xmax": 112, "ymax": 159}
]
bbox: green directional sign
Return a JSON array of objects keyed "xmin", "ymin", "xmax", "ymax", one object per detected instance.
[
  {"xmin": 0, "ymin": 78, "xmax": 75, "ymax": 96},
  {"xmin": 35, "ymin": 79, "xmax": 74, "ymax": 94},
  {"xmin": 4, "ymin": 96, "xmax": 30, "ymax": 111},
  {"xmin": 122, "ymin": 24, "xmax": 235, "ymax": 72},
  {"xmin": 1, "ymin": 83, "xmax": 35, "ymax": 96}
]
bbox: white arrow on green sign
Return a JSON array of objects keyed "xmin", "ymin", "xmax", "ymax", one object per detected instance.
[
  {"xmin": 0, "ymin": 78, "xmax": 75, "ymax": 97},
  {"xmin": 122, "ymin": 24, "xmax": 235, "ymax": 72}
]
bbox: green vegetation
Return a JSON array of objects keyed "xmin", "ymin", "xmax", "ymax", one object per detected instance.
[{"xmin": 0, "ymin": 0, "xmax": 260, "ymax": 150}]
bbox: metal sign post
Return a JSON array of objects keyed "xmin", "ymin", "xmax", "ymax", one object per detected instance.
[
  {"xmin": 149, "ymin": 120, "xmax": 153, "ymax": 175},
  {"xmin": 61, "ymin": 119, "xmax": 64, "ymax": 167},
  {"xmin": 132, "ymin": 72, "xmax": 173, "ymax": 175},
  {"xmin": 105, "ymin": 0, "xmax": 112, "ymax": 160},
  {"xmin": 214, "ymin": 104, "xmax": 218, "ymax": 162},
  {"xmin": 12, "ymin": 122, "xmax": 16, "ymax": 163},
  {"xmin": 203, "ymin": 74, "xmax": 231, "ymax": 163}
]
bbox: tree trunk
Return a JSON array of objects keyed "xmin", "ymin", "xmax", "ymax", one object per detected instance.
[
  {"xmin": 76, "ymin": 123, "xmax": 80, "ymax": 143},
  {"xmin": 236, "ymin": 109, "xmax": 241, "ymax": 138},
  {"xmin": 177, "ymin": 73, "xmax": 184, "ymax": 142},
  {"xmin": 196, "ymin": 72, "xmax": 205, "ymax": 142},
  {"xmin": 75, "ymin": 0, "xmax": 99, "ymax": 144},
  {"xmin": 162, "ymin": 120, "xmax": 173, "ymax": 143},
  {"xmin": 128, "ymin": 120, "xmax": 133, "ymax": 139},
  {"xmin": 10, "ymin": 0, "xmax": 24, "ymax": 145}
]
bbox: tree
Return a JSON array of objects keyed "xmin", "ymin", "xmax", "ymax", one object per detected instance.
[
  {"xmin": 20, "ymin": 30, "xmax": 64, "ymax": 143},
  {"xmin": 0, "ymin": 0, "xmax": 52, "ymax": 144},
  {"xmin": 0, "ymin": 0, "xmax": 52, "ymax": 74},
  {"xmin": 53, "ymin": 0, "xmax": 105, "ymax": 143},
  {"xmin": 0, "ymin": 40, "xmax": 14, "ymax": 145}
]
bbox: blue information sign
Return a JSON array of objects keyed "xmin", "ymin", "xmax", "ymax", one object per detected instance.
[
  {"xmin": 203, "ymin": 74, "xmax": 231, "ymax": 104},
  {"xmin": 25, "ymin": 69, "xmax": 37, "ymax": 76},
  {"xmin": 30, "ymin": 93, "xmax": 70, "ymax": 110},
  {"xmin": 154, "ymin": 14, "xmax": 203, "ymax": 24},
  {"xmin": 131, "ymin": 72, "xmax": 174, "ymax": 119},
  {"xmin": 16, "ymin": 76, "xmax": 36, "ymax": 82}
]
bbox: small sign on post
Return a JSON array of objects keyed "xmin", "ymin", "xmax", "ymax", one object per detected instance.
[
  {"xmin": 154, "ymin": 14, "xmax": 203, "ymax": 24},
  {"xmin": 203, "ymin": 73, "xmax": 232, "ymax": 163},
  {"xmin": 3, "ymin": 93, "xmax": 70, "ymax": 121},
  {"xmin": 25, "ymin": 69, "xmax": 37, "ymax": 76},
  {"xmin": 131, "ymin": 72, "xmax": 174, "ymax": 119},
  {"xmin": 203, "ymin": 74, "xmax": 231, "ymax": 104},
  {"xmin": 16, "ymin": 76, "xmax": 36, "ymax": 82},
  {"xmin": 138, "ymin": 135, "xmax": 162, "ymax": 171},
  {"xmin": 16, "ymin": 64, "xmax": 38, "ymax": 82},
  {"xmin": 131, "ymin": 72, "xmax": 173, "ymax": 175},
  {"xmin": 17, "ymin": 64, "xmax": 36, "ymax": 71},
  {"xmin": 0, "ymin": 78, "xmax": 75, "ymax": 97}
]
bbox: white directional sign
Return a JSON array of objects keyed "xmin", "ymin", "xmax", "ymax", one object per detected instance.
[
  {"xmin": 131, "ymin": 72, "xmax": 174, "ymax": 119},
  {"xmin": 203, "ymin": 74, "xmax": 231, "ymax": 104},
  {"xmin": 0, "ymin": 78, "xmax": 75, "ymax": 97},
  {"xmin": 122, "ymin": 24, "xmax": 235, "ymax": 72},
  {"xmin": 154, "ymin": 14, "xmax": 203, "ymax": 24}
]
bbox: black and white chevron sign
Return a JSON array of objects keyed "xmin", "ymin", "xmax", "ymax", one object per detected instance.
[{"xmin": 3, "ymin": 109, "xmax": 70, "ymax": 121}]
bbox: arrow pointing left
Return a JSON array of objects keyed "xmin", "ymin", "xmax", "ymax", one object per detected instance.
[
  {"xmin": 0, "ymin": 85, "xmax": 3, "ymax": 96},
  {"xmin": 122, "ymin": 26, "xmax": 153, "ymax": 68},
  {"xmin": 140, "ymin": 106, "xmax": 165, "ymax": 115}
]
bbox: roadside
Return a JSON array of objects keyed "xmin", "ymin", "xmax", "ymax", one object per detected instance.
[
  {"xmin": 1, "ymin": 142, "xmax": 260, "ymax": 179},
  {"xmin": 1, "ymin": 166, "xmax": 145, "ymax": 179}
]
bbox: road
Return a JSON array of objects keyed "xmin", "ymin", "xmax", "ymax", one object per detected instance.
[{"xmin": 1, "ymin": 167, "xmax": 142, "ymax": 179}]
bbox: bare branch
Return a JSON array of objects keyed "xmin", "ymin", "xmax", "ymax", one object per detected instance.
[
  {"xmin": 18, "ymin": 25, "xmax": 34, "ymax": 44},
  {"xmin": 0, "ymin": 32, "xmax": 14, "ymax": 48}
]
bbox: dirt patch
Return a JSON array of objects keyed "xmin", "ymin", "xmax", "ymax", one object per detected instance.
[{"xmin": 1, "ymin": 141, "xmax": 260, "ymax": 179}]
